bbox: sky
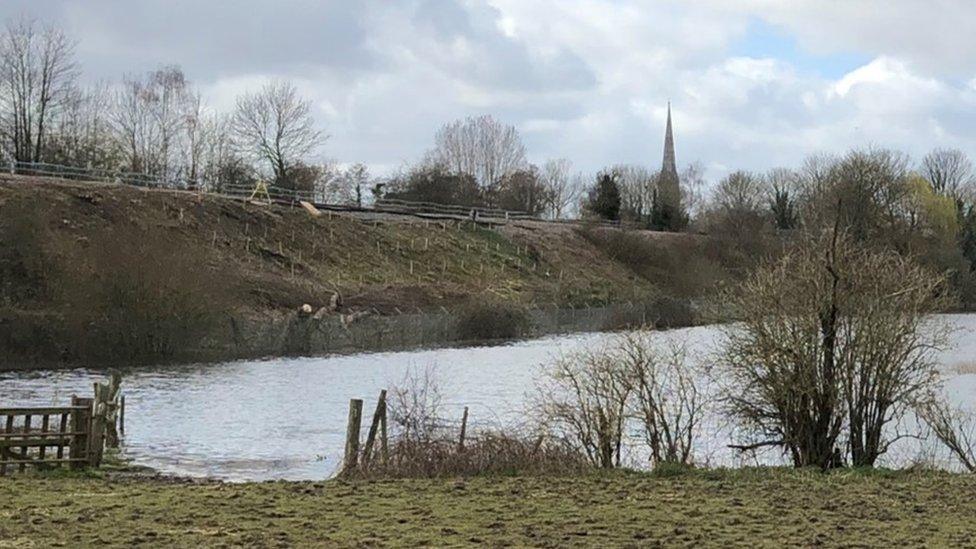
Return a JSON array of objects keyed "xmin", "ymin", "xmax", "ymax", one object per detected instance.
[{"xmin": 5, "ymin": 0, "xmax": 976, "ymax": 182}]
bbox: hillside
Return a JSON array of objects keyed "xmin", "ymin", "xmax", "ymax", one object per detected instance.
[{"xmin": 0, "ymin": 176, "xmax": 704, "ymax": 367}]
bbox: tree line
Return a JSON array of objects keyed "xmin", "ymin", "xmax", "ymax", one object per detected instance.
[
  {"xmin": 6, "ymin": 16, "xmax": 976, "ymax": 304},
  {"xmin": 0, "ymin": 17, "xmax": 693, "ymax": 221},
  {"xmin": 0, "ymin": 17, "xmax": 367, "ymax": 200}
]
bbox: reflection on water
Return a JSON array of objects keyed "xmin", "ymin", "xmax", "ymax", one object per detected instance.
[{"xmin": 3, "ymin": 315, "xmax": 975, "ymax": 481}]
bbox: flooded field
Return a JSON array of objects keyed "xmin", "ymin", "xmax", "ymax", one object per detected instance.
[{"xmin": 3, "ymin": 316, "xmax": 975, "ymax": 481}]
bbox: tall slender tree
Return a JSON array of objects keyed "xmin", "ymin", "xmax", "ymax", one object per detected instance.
[{"xmin": 0, "ymin": 17, "xmax": 77, "ymax": 163}]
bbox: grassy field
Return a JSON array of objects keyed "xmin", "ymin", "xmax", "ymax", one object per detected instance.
[{"xmin": 2, "ymin": 468, "xmax": 975, "ymax": 547}]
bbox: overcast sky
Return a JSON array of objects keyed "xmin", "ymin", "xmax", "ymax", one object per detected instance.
[{"xmin": 5, "ymin": 0, "xmax": 976, "ymax": 182}]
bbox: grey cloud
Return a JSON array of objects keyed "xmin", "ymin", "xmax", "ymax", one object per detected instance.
[
  {"xmin": 1, "ymin": 1, "xmax": 975, "ymax": 183},
  {"xmin": 3, "ymin": 0, "xmax": 381, "ymax": 81},
  {"xmin": 407, "ymin": 0, "xmax": 597, "ymax": 92}
]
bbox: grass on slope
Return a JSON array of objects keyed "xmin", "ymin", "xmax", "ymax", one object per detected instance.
[
  {"xmin": 0, "ymin": 177, "xmax": 657, "ymax": 315},
  {"xmin": 1, "ymin": 468, "xmax": 975, "ymax": 547}
]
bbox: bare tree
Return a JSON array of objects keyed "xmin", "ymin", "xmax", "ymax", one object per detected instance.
[
  {"xmin": 619, "ymin": 332, "xmax": 706, "ymax": 466},
  {"xmin": 679, "ymin": 161, "xmax": 707, "ymax": 221},
  {"xmin": 0, "ymin": 17, "xmax": 78, "ymax": 162},
  {"xmin": 43, "ymin": 82, "xmax": 115, "ymax": 169},
  {"xmin": 540, "ymin": 158, "xmax": 581, "ymax": 219},
  {"xmin": 922, "ymin": 148, "xmax": 975, "ymax": 202},
  {"xmin": 425, "ymin": 114, "xmax": 526, "ymax": 202},
  {"xmin": 230, "ymin": 80, "xmax": 324, "ymax": 187},
  {"xmin": 199, "ymin": 112, "xmax": 245, "ymax": 192},
  {"xmin": 539, "ymin": 342, "xmax": 632, "ymax": 468},
  {"xmin": 344, "ymin": 163, "xmax": 370, "ymax": 207},
  {"xmin": 713, "ymin": 170, "xmax": 765, "ymax": 214},
  {"xmin": 389, "ymin": 365, "xmax": 443, "ymax": 443},
  {"xmin": 181, "ymin": 91, "xmax": 207, "ymax": 186},
  {"xmin": 918, "ymin": 397, "xmax": 976, "ymax": 473},
  {"xmin": 722, "ymin": 228, "xmax": 949, "ymax": 468},
  {"xmin": 612, "ymin": 164, "xmax": 656, "ymax": 223},
  {"xmin": 112, "ymin": 66, "xmax": 193, "ymax": 179}
]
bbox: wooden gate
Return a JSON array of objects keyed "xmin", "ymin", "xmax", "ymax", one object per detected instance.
[{"xmin": 0, "ymin": 396, "xmax": 93, "ymax": 475}]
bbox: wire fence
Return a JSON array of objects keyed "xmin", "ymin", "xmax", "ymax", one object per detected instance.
[{"xmin": 5, "ymin": 160, "xmax": 629, "ymax": 228}]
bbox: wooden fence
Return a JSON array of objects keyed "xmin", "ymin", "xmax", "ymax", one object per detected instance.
[
  {"xmin": 0, "ymin": 374, "xmax": 124, "ymax": 475},
  {"xmin": 340, "ymin": 390, "xmax": 472, "ymax": 475},
  {"xmin": 8, "ymin": 160, "xmax": 639, "ymax": 230}
]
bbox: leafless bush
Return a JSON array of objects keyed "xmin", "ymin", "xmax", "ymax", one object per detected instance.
[
  {"xmin": 540, "ymin": 330, "xmax": 707, "ymax": 468},
  {"xmin": 621, "ymin": 332, "xmax": 705, "ymax": 466},
  {"xmin": 722, "ymin": 229, "xmax": 950, "ymax": 468},
  {"xmin": 538, "ymin": 341, "xmax": 632, "ymax": 468},
  {"xmin": 389, "ymin": 365, "xmax": 443, "ymax": 442},
  {"xmin": 364, "ymin": 366, "xmax": 588, "ymax": 478},
  {"xmin": 360, "ymin": 430, "xmax": 589, "ymax": 478},
  {"xmin": 918, "ymin": 397, "xmax": 976, "ymax": 473}
]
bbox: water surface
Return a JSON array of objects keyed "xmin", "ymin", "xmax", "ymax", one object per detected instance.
[{"xmin": 3, "ymin": 316, "xmax": 975, "ymax": 480}]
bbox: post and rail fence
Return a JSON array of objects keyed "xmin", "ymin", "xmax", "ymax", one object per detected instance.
[
  {"xmin": 6, "ymin": 160, "xmax": 631, "ymax": 228},
  {"xmin": 0, "ymin": 374, "xmax": 124, "ymax": 475}
]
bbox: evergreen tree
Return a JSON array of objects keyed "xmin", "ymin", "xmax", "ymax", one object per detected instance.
[
  {"xmin": 649, "ymin": 187, "xmax": 688, "ymax": 231},
  {"xmin": 587, "ymin": 173, "xmax": 621, "ymax": 221},
  {"xmin": 769, "ymin": 185, "xmax": 798, "ymax": 230}
]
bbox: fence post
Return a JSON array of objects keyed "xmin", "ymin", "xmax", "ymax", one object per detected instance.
[
  {"xmin": 119, "ymin": 395, "xmax": 125, "ymax": 438},
  {"xmin": 70, "ymin": 396, "xmax": 93, "ymax": 469},
  {"xmin": 104, "ymin": 373, "xmax": 122, "ymax": 449},
  {"xmin": 88, "ymin": 384, "xmax": 107, "ymax": 467},
  {"xmin": 0, "ymin": 415, "xmax": 12, "ymax": 476},
  {"xmin": 458, "ymin": 406, "xmax": 469, "ymax": 452},
  {"xmin": 361, "ymin": 390, "xmax": 387, "ymax": 467},
  {"xmin": 342, "ymin": 399, "xmax": 363, "ymax": 474},
  {"xmin": 380, "ymin": 397, "xmax": 388, "ymax": 466}
]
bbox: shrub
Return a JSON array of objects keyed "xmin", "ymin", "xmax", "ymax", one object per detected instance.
[
  {"xmin": 0, "ymin": 199, "xmax": 60, "ymax": 305},
  {"xmin": 622, "ymin": 333, "xmax": 706, "ymax": 467},
  {"xmin": 357, "ymin": 431, "xmax": 589, "ymax": 478},
  {"xmin": 454, "ymin": 300, "xmax": 530, "ymax": 342},
  {"xmin": 354, "ymin": 366, "xmax": 589, "ymax": 478},
  {"xmin": 578, "ymin": 226, "xmax": 730, "ymax": 300},
  {"xmin": 538, "ymin": 330, "xmax": 708, "ymax": 469},
  {"xmin": 538, "ymin": 340, "xmax": 633, "ymax": 468},
  {"xmin": 61, "ymin": 227, "xmax": 232, "ymax": 364},
  {"xmin": 722, "ymin": 230, "xmax": 950, "ymax": 468}
]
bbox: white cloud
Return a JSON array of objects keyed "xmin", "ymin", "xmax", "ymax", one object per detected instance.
[{"xmin": 4, "ymin": 0, "xmax": 976, "ymax": 185}]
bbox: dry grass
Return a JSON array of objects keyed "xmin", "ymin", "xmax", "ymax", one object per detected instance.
[
  {"xmin": 353, "ymin": 432, "xmax": 589, "ymax": 478},
  {"xmin": 0, "ymin": 178, "xmax": 679, "ymax": 365},
  {"xmin": 3, "ymin": 468, "xmax": 976, "ymax": 547}
]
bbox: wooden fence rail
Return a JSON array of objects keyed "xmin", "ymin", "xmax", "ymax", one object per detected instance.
[
  {"xmin": 0, "ymin": 404, "xmax": 90, "ymax": 474},
  {"xmin": 9, "ymin": 160, "xmax": 638, "ymax": 229},
  {"xmin": 0, "ymin": 374, "xmax": 124, "ymax": 476}
]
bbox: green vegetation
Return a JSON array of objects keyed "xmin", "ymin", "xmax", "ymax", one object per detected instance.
[{"xmin": 2, "ymin": 469, "xmax": 976, "ymax": 547}]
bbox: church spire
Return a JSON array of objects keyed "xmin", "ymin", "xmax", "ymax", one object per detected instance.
[
  {"xmin": 653, "ymin": 101, "xmax": 683, "ymax": 230},
  {"xmin": 661, "ymin": 101, "xmax": 677, "ymax": 182}
]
